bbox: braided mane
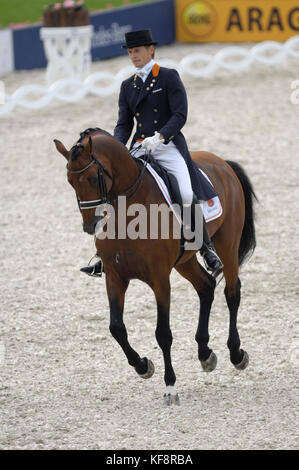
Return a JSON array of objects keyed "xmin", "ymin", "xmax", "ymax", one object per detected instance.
[{"xmin": 78, "ymin": 127, "xmax": 111, "ymax": 142}]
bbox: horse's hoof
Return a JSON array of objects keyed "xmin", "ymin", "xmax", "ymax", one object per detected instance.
[
  {"xmin": 164, "ymin": 393, "xmax": 180, "ymax": 406},
  {"xmin": 200, "ymin": 351, "xmax": 217, "ymax": 372},
  {"xmin": 138, "ymin": 358, "xmax": 155, "ymax": 379},
  {"xmin": 234, "ymin": 350, "xmax": 249, "ymax": 370}
]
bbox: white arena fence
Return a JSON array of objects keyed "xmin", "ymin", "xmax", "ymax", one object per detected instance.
[{"xmin": 0, "ymin": 35, "xmax": 298, "ymax": 116}]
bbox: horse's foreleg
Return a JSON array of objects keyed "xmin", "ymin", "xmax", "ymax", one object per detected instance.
[
  {"xmin": 153, "ymin": 279, "xmax": 179, "ymax": 405},
  {"xmin": 224, "ymin": 278, "xmax": 249, "ymax": 370},
  {"xmin": 106, "ymin": 272, "xmax": 154, "ymax": 377}
]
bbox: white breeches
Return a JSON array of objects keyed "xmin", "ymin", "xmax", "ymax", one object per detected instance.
[{"xmin": 132, "ymin": 141, "xmax": 194, "ymax": 205}]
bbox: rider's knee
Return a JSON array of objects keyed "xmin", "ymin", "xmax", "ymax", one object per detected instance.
[{"xmin": 180, "ymin": 189, "xmax": 193, "ymax": 205}]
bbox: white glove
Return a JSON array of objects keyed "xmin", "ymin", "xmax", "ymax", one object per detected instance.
[{"xmin": 141, "ymin": 132, "xmax": 164, "ymax": 153}]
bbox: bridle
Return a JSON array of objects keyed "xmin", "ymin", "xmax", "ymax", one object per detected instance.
[
  {"xmin": 66, "ymin": 147, "xmax": 112, "ymax": 211},
  {"xmin": 66, "ymin": 143, "xmax": 150, "ymax": 212}
]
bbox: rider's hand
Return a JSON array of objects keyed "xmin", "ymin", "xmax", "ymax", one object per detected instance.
[{"xmin": 141, "ymin": 132, "xmax": 164, "ymax": 153}]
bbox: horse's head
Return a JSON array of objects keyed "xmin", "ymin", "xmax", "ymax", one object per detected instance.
[{"xmin": 54, "ymin": 135, "xmax": 113, "ymax": 235}]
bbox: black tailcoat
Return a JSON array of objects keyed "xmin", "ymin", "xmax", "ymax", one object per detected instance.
[{"xmin": 114, "ymin": 66, "xmax": 217, "ymax": 201}]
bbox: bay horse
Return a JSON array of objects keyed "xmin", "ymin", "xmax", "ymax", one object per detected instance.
[{"xmin": 54, "ymin": 128, "xmax": 257, "ymax": 405}]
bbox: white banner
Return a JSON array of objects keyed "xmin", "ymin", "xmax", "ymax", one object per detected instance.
[{"xmin": 0, "ymin": 29, "xmax": 14, "ymax": 76}]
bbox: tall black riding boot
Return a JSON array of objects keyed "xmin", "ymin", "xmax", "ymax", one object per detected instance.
[
  {"xmin": 80, "ymin": 256, "xmax": 104, "ymax": 277},
  {"xmin": 189, "ymin": 195, "xmax": 223, "ymax": 276},
  {"xmin": 200, "ymin": 220, "xmax": 223, "ymax": 276}
]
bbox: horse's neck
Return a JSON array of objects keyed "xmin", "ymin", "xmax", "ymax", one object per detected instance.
[
  {"xmin": 114, "ymin": 152, "xmax": 140, "ymax": 196},
  {"xmin": 95, "ymin": 136, "xmax": 140, "ymax": 195}
]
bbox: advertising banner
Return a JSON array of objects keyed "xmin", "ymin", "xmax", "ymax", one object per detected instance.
[
  {"xmin": 176, "ymin": 0, "xmax": 299, "ymax": 42},
  {"xmin": 0, "ymin": 29, "xmax": 14, "ymax": 76},
  {"xmin": 91, "ymin": 0, "xmax": 175, "ymax": 61},
  {"xmin": 12, "ymin": 0, "xmax": 175, "ymax": 71}
]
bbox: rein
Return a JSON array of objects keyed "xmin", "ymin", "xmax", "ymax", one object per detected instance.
[{"xmin": 66, "ymin": 144, "xmax": 150, "ymax": 212}]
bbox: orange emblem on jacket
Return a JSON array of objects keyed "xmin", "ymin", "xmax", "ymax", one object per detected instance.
[{"xmin": 152, "ymin": 63, "xmax": 160, "ymax": 77}]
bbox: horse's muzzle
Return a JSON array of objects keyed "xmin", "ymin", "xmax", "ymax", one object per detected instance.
[{"xmin": 83, "ymin": 216, "xmax": 101, "ymax": 235}]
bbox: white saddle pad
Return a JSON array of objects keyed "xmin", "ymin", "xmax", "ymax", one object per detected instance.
[{"xmin": 145, "ymin": 163, "xmax": 223, "ymax": 223}]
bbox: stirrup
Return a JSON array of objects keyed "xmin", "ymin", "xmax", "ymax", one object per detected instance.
[
  {"xmin": 201, "ymin": 245, "xmax": 224, "ymax": 278},
  {"xmin": 89, "ymin": 261, "xmax": 103, "ymax": 277},
  {"xmin": 80, "ymin": 255, "xmax": 103, "ymax": 278},
  {"xmin": 202, "ymin": 257, "xmax": 224, "ymax": 278}
]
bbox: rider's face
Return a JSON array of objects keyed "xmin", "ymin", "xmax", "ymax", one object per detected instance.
[{"xmin": 127, "ymin": 45, "xmax": 154, "ymax": 68}]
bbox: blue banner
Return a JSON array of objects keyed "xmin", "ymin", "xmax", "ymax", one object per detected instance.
[
  {"xmin": 91, "ymin": 0, "xmax": 175, "ymax": 60},
  {"xmin": 13, "ymin": 24, "xmax": 46, "ymax": 70},
  {"xmin": 13, "ymin": 0, "xmax": 175, "ymax": 71}
]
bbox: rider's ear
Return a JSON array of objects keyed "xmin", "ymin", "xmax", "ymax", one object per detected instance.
[{"xmin": 54, "ymin": 139, "xmax": 69, "ymax": 159}]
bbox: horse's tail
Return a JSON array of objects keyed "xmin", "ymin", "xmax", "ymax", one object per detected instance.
[{"xmin": 225, "ymin": 160, "xmax": 258, "ymax": 267}]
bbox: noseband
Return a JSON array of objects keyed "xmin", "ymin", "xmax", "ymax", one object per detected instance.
[{"xmin": 66, "ymin": 144, "xmax": 149, "ymax": 212}]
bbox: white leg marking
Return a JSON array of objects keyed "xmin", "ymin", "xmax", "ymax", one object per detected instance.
[{"xmin": 166, "ymin": 385, "xmax": 177, "ymax": 396}]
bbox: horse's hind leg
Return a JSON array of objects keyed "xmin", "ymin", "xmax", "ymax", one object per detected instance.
[
  {"xmin": 175, "ymin": 255, "xmax": 217, "ymax": 372},
  {"xmin": 106, "ymin": 271, "xmax": 154, "ymax": 378},
  {"xmin": 224, "ymin": 277, "xmax": 249, "ymax": 369},
  {"xmin": 218, "ymin": 245, "xmax": 249, "ymax": 370}
]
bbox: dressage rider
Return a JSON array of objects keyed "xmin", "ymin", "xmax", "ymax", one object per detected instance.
[{"xmin": 81, "ymin": 29, "xmax": 222, "ymax": 277}]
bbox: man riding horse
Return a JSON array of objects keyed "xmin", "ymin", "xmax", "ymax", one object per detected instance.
[{"xmin": 81, "ymin": 29, "xmax": 222, "ymax": 277}]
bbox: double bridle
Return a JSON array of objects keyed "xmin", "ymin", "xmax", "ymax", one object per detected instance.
[{"xmin": 66, "ymin": 144, "xmax": 149, "ymax": 212}]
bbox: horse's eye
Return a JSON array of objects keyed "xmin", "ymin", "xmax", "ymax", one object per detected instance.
[{"xmin": 88, "ymin": 176, "xmax": 98, "ymax": 188}]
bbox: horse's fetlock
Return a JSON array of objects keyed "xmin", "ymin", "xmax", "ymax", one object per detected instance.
[
  {"xmin": 135, "ymin": 357, "xmax": 148, "ymax": 375},
  {"xmin": 196, "ymin": 333, "xmax": 209, "ymax": 345},
  {"xmin": 227, "ymin": 338, "xmax": 241, "ymax": 352},
  {"xmin": 164, "ymin": 372, "xmax": 176, "ymax": 387}
]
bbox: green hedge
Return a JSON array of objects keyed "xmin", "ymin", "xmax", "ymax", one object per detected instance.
[{"xmin": 0, "ymin": 0, "xmax": 147, "ymax": 28}]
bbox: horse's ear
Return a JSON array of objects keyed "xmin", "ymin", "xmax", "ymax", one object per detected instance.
[
  {"xmin": 54, "ymin": 139, "xmax": 69, "ymax": 159},
  {"xmin": 89, "ymin": 136, "xmax": 93, "ymax": 153}
]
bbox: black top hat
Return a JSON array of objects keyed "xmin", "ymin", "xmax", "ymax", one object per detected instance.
[{"xmin": 122, "ymin": 29, "xmax": 158, "ymax": 49}]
